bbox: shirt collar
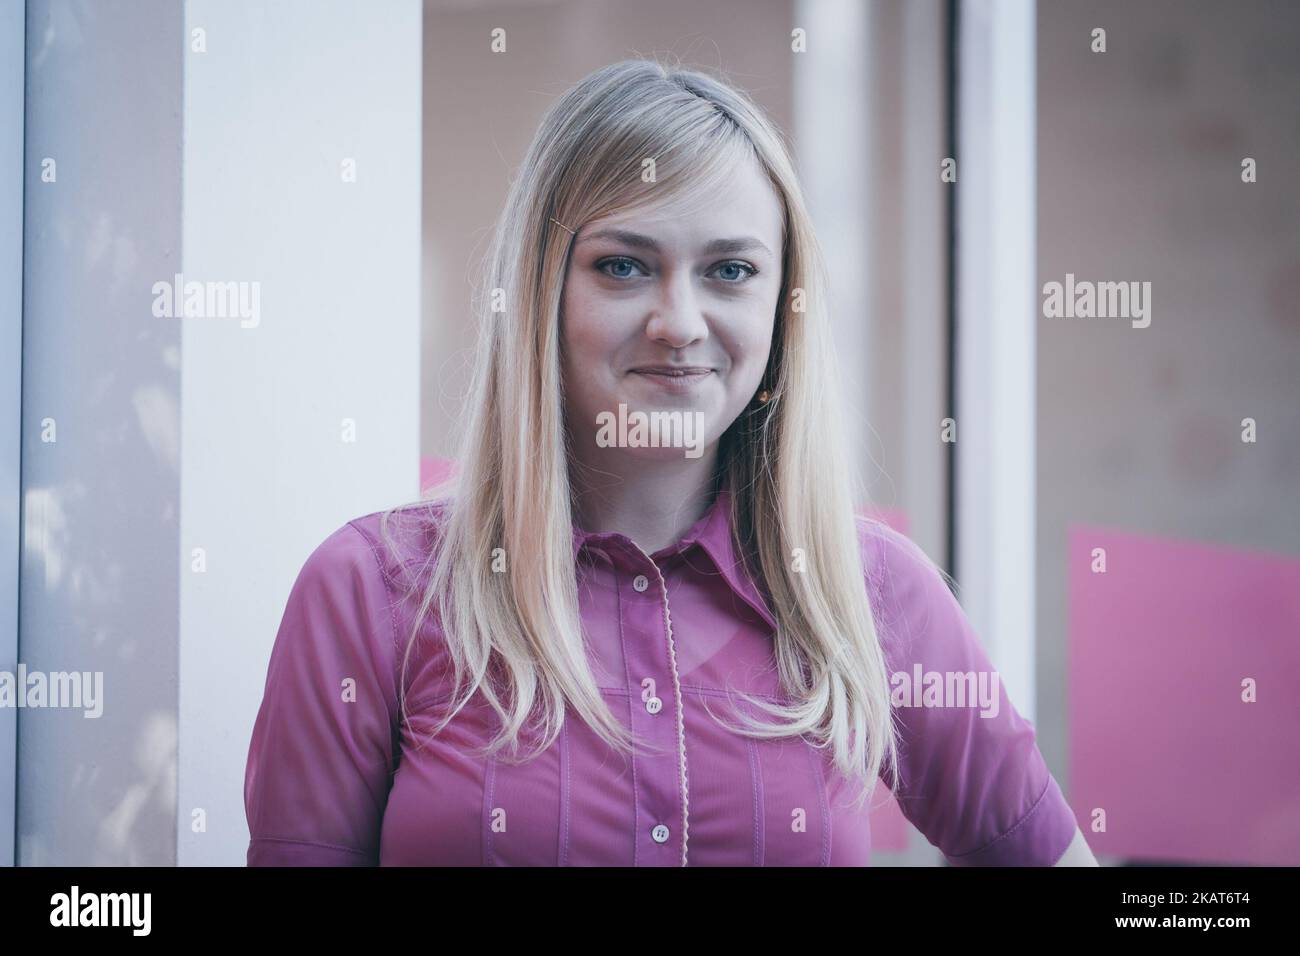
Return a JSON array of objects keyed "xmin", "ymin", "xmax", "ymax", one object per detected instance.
[{"xmin": 571, "ymin": 485, "xmax": 778, "ymax": 631}]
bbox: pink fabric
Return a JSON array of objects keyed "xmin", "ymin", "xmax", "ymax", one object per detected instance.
[
  {"xmin": 857, "ymin": 506, "xmax": 912, "ymax": 852},
  {"xmin": 244, "ymin": 488, "xmax": 1076, "ymax": 865}
]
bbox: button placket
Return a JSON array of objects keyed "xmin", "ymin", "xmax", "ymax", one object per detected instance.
[
  {"xmin": 631, "ymin": 554, "xmax": 686, "ymax": 868},
  {"xmin": 656, "ymin": 565, "xmax": 690, "ymax": 866},
  {"xmin": 616, "ymin": 546, "xmax": 691, "ymax": 868}
]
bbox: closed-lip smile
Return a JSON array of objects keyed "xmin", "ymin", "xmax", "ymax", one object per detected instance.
[
  {"xmin": 629, "ymin": 366, "xmax": 712, "ymax": 376},
  {"xmin": 628, "ymin": 365, "xmax": 714, "ymax": 393}
]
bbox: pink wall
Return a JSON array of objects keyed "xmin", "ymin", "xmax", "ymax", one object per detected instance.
[{"xmin": 1069, "ymin": 525, "xmax": 1300, "ymax": 864}]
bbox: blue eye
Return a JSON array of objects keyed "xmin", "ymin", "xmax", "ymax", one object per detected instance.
[
  {"xmin": 596, "ymin": 256, "xmax": 647, "ymax": 279},
  {"xmin": 713, "ymin": 260, "xmax": 758, "ymax": 282}
]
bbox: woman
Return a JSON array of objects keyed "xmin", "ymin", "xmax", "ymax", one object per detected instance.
[{"xmin": 244, "ymin": 58, "xmax": 1097, "ymax": 867}]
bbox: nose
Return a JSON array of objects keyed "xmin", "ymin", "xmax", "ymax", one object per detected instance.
[{"xmin": 644, "ymin": 271, "xmax": 708, "ymax": 349}]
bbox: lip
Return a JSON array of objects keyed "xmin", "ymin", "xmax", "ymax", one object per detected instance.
[
  {"xmin": 629, "ymin": 366, "xmax": 714, "ymax": 393},
  {"xmin": 630, "ymin": 365, "xmax": 713, "ymax": 376}
]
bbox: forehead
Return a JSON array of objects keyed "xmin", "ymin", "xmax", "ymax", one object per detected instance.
[{"xmin": 579, "ymin": 154, "xmax": 785, "ymax": 253}]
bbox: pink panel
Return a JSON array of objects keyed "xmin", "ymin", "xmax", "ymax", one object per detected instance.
[
  {"xmin": 862, "ymin": 507, "xmax": 910, "ymax": 535},
  {"xmin": 419, "ymin": 455, "xmax": 456, "ymax": 495},
  {"xmin": 1069, "ymin": 524, "xmax": 1300, "ymax": 864}
]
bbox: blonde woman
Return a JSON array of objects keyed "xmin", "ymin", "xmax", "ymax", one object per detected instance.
[{"xmin": 244, "ymin": 58, "xmax": 1097, "ymax": 867}]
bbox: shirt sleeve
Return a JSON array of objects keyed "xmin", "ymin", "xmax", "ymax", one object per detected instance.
[
  {"xmin": 861, "ymin": 518, "xmax": 1078, "ymax": 866},
  {"xmin": 244, "ymin": 520, "xmax": 401, "ymax": 866}
]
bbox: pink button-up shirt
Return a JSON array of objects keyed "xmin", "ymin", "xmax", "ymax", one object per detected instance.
[{"xmin": 244, "ymin": 488, "xmax": 1078, "ymax": 865}]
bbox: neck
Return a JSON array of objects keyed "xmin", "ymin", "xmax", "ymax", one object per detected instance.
[{"xmin": 568, "ymin": 439, "xmax": 723, "ymax": 556}]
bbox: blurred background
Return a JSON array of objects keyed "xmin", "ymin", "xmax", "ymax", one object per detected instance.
[{"xmin": 2, "ymin": 0, "xmax": 1297, "ymax": 866}]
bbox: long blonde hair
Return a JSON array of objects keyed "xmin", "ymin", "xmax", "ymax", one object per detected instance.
[{"xmin": 381, "ymin": 57, "xmax": 901, "ymax": 810}]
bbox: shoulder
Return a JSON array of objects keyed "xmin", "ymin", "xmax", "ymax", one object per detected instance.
[
  {"xmin": 853, "ymin": 514, "xmax": 975, "ymax": 673},
  {"xmin": 277, "ymin": 499, "xmax": 452, "ymax": 649},
  {"xmin": 284, "ymin": 519, "xmax": 378, "ymax": 600},
  {"xmin": 854, "ymin": 515, "xmax": 1078, "ymax": 865},
  {"xmin": 855, "ymin": 516, "xmax": 956, "ymax": 620},
  {"xmin": 269, "ymin": 502, "xmax": 453, "ymax": 682},
  {"xmin": 338, "ymin": 498, "xmax": 453, "ymax": 595}
]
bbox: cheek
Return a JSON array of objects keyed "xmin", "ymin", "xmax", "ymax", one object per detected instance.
[
  {"xmin": 560, "ymin": 279, "xmax": 628, "ymax": 405},
  {"xmin": 721, "ymin": 308, "xmax": 776, "ymax": 376},
  {"xmin": 563, "ymin": 276, "xmax": 640, "ymax": 364},
  {"xmin": 560, "ymin": 277, "xmax": 601, "ymax": 361},
  {"xmin": 563, "ymin": 318, "xmax": 621, "ymax": 374}
]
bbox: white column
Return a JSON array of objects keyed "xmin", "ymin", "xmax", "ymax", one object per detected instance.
[
  {"xmin": 16, "ymin": 0, "xmax": 421, "ymax": 865},
  {"xmin": 178, "ymin": 0, "xmax": 422, "ymax": 865},
  {"xmin": 955, "ymin": 0, "xmax": 1038, "ymax": 719},
  {"xmin": 792, "ymin": 0, "xmax": 873, "ymax": 489}
]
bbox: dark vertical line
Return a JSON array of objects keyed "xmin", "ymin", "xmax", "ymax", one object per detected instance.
[{"xmin": 943, "ymin": 0, "xmax": 960, "ymax": 587}]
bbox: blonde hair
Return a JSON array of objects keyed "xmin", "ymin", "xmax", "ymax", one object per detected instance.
[{"xmin": 381, "ymin": 57, "xmax": 901, "ymax": 811}]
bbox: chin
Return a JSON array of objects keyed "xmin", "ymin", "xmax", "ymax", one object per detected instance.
[
  {"xmin": 588, "ymin": 399, "xmax": 718, "ymax": 461},
  {"xmin": 615, "ymin": 441, "xmax": 714, "ymax": 463}
]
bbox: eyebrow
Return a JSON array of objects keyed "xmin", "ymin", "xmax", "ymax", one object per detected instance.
[{"xmin": 575, "ymin": 227, "xmax": 774, "ymax": 258}]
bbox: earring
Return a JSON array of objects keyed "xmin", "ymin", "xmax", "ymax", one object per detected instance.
[{"xmin": 756, "ymin": 388, "xmax": 771, "ymax": 404}]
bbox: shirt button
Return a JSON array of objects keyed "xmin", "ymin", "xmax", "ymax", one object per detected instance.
[
  {"xmin": 645, "ymin": 695, "xmax": 663, "ymax": 715},
  {"xmin": 632, "ymin": 574, "xmax": 649, "ymax": 592},
  {"xmin": 651, "ymin": 824, "xmax": 670, "ymax": 843}
]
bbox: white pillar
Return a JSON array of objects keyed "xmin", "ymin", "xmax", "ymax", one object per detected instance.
[
  {"xmin": 955, "ymin": 0, "xmax": 1037, "ymax": 719},
  {"xmin": 178, "ymin": 0, "xmax": 422, "ymax": 866},
  {"xmin": 792, "ymin": 0, "xmax": 873, "ymax": 490},
  {"xmin": 16, "ymin": 0, "xmax": 421, "ymax": 865}
]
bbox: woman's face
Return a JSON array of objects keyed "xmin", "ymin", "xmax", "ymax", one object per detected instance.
[{"xmin": 559, "ymin": 155, "xmax": 785, "ymax": 463}]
